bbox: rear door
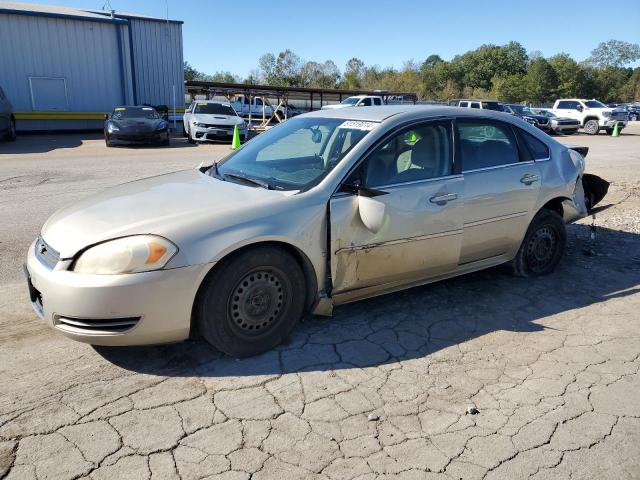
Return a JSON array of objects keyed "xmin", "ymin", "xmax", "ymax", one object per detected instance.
[
  {"xmin": 330, "ymin": 119, "xmax": 463, "ymax": 297},
  {"xmin": 457, "ymin": 118, "xmax": 542, "ymax": 264}
]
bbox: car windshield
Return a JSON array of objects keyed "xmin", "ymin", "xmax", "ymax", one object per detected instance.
[
  {"xmin": 532, "ymin": 109, "xmax": 555, "ymax": 117},
  {"xmin": 213, "ymin": 117, "xmax": 375, "ymax": 190},
  {"xmin": 584, "ymin": 100, "xmax": 607, "ymax": 108},
  {"xmin": 341, "ymin": 97, "xmax": 360, "ymax": 105},
  {"xmin": 194, "ymin": 103, "xmax": 237, "ymax": 115},
  {"xmin": 509, "ymin": 105, "xmax": 525, "ymax": 114},
  {"xmin": 111, "ymin": 107, "xmax": 160, "ymax": 119}
]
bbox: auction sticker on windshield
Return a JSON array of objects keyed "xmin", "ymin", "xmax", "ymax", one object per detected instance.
[{"xmin": 339, "ymin": 120, "xmax": 378, "ymax": 131}]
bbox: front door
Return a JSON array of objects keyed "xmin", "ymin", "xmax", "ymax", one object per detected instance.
[
  {"xmin": 456, "ymin": 119, "xmax": 542, "ymax": 265},
  {"xmin": 330, "ymin": 120, "xmax": 463, "ymax": 298}
]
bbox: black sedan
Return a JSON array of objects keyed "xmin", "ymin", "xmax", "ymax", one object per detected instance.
[{"xmin": 104, "ymin": 106, "xmax": 170, "ymax": 147}]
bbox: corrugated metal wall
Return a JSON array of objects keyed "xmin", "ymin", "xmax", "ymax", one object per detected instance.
[
  {"xmin": 0, "ymin": 10, "xmax": 183, "ymax": 131},
  {"xmin": 0, "ymin": 13, "xmax": 128, "ymax": 114},
  {"xmin": 129, "ymin": 18, "xmax": 184, "ymax": 107}
]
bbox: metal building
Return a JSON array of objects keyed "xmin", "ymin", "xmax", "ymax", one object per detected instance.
[{"xmin": 0, "ymin": 2, "xmax": 184, "ymax": 131}]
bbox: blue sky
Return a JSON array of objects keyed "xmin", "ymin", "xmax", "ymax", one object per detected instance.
[{"xmin": 34, "ymin": 0, "xmax": 640, "ymax": 76}]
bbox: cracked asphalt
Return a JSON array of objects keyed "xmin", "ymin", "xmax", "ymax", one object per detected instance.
[{"xmin": 1, "ymin": 124, "xmax": 639, "ymax": 480}]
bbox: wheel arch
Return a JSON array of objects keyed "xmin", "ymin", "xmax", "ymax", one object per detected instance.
[
  {"xmin": 190, "ymin": 240, "xmax": 318, "ymax": 337},
  {"xmin": 582, "ymin": 116, "xmax": 599, "ymax": 126}
]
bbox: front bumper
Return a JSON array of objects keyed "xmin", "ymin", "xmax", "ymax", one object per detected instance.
[
  {"xmin": 25, "ymin": 239, "xmax": 211, "ymax": 346},
  {"xmin": 551, "ymin": 122, "xmax": 580, "ymax": 132},
  {"xmin": 192, "ymin": 125, "xmax": 247, "ymax": 142},
  {"xmin": 108, "ymin": 131, "xmax": 169, "ymax": 144},
  {"xmin": 602, "ymin": 120, "xmax": 626, "ymax": 128}
]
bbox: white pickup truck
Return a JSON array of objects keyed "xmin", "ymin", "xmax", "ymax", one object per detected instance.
[
  {"xmin": 321, "ymin": 95, "xmax": 384, "ymax": 110},
  {"xmin": 231, "ymin": 95, "xmax": 277, "ymax": 118},
  {"xmin": 551, "ymin": 99, "xmax": 627, "ymax": 135}
]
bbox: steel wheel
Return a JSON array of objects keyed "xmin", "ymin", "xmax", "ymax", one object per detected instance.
[
  {"xmin": 513, "ymin": 209, "xmax": 566, "ymax": 277},
  {"xmin": 584, "ymin": 120, "xmax": 599, "ymax": 135},
  {"xmin": 195, "ymin": 246, "xmax": 306, "ymax": 357},
  {"xmin": 525, "ymin": 226, "xmax": 557, "ymax": 274},
  {"xmin": 229, "ymin": 269, "xmax": 286, "ymax": 337}
]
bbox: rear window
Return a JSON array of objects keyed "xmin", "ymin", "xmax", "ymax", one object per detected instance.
[
  {"xmin": 194, "ymin": 103, "xmax": 237, "ymax": 115},
  {"xmin": 482, "ymin": 102, "xmax": 504, "ymax": 111},
  {"xmin": 518, "ymin": 129, "xmax": 550, "ymax": 160}
]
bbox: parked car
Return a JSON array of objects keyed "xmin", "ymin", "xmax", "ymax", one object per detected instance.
[
  {"xmin": 530, "ymin": 109, "xmax": 580, "ymax": 135},
  {"xmin": 104, "ymin": 106, "xmax": 170, "ymax": 147},
  {"xmin": 322, "ymin": 95, "xmax": 384, "ymax": 110},
  {"xmin": 0, "ymin": 86, "xmax": 16, "ymax": 142},
  {"xmin": 25, "ymin": 106, "xmax": 608, "ymax": 356},
  {"xmin": 551, "ymin": 99, "xmax": 627, "ymax": 135},
  {"xmin": 505, "ymin": 104, "xmax": 555, "ymax": 132},
  {"xmin": 614, "ymin": 104, "xmax": 639, "ymax": 121},
  {"xmin": 183, "ymin": 100, "xmax": 247, "ymax": 144},
  {"xmin": 452, "ymin": 99, "xmax": 506, "ymax": 111}
]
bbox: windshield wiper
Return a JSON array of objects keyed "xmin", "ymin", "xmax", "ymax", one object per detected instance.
[{"xmin": 223, "ymin": 172, "xmax": 272, "ymax": 189}]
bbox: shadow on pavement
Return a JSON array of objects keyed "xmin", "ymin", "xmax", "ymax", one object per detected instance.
[{"xmin": 95, "ymin": 223, "xmax": 640, "ymax": 377}]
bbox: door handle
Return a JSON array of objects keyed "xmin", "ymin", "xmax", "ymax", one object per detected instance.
[
  {"xmin": 429, "ymin": 193, "xmax": 458, "ymax": 205},
  {"xmin": 520, "ymin": 174, "xmax": 540, "ymax": 185}
]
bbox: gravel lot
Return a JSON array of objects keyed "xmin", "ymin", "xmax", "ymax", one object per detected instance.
[{"xmin": 1, "ymin": 124, "xmax": 639, "ymax": 480}]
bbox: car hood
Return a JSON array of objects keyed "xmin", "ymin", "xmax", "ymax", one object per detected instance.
[
  {"xmin": 41, "ymin": 170, "xmax": 289, "ymax": 259},
  {"xmin": 190, "ymin": 114, "xmax": 243, "ymax": 126}
]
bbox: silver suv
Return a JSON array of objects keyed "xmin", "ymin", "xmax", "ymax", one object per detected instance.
[{"xmin": 0, "ymin": 86, "xmax": 16, "ymax": 141}]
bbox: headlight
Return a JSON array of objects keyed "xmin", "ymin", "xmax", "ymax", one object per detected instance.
[
  {"xmin": 194, "ymin": 122, "xmax": 204, "ymax": 127},
  {"xmin": 73, "ymin": 235, "xmax": 177, "ymax": 275},
  {"xmin": 156, "ymin": 121, "xmax": 168, "ymax": 130},
  {"xmin": 108, "ymin": 123, "xmax": 120, "ymax": 132},
  {"xmin": 602, "ymin": 111, "xmax": 611, "ymax": 118}
]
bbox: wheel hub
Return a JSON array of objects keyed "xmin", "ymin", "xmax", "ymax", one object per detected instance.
[
  {"xmin": 230, "ymin": 270, "xmax": 283, "ymax": 334},
  {"xmin": 526, "ymin": 226, "xmax": 557, "ymax": 272}
]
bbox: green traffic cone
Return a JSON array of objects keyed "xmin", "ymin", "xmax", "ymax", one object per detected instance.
[
  {"xmin": 611, "ymin": 122, "xmax": 620, "ymax": 137},
  {"xmin": 231, "ymin": 124, "xmax": 241, "ymax": 149}
]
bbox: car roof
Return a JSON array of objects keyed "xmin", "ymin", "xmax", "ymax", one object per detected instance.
[{"xmin": 303, "ymin": 105, "xmax": 517, "ymax": 122}]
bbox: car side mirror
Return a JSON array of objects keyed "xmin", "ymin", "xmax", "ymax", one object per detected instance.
[
  {"xmin": 576, "ymin": 105, "xmax": 583, "ymax": 112},
  {"xmin": 310, "ymin": 128, "xmax": 322, "ymax": 143},
  {"xmin": 358, "ymin": 195, "xmax": 386, "ymax": 233},
  {"xmin": 104, "ymin": 113, "xmax": 110, "ymax": 120}
]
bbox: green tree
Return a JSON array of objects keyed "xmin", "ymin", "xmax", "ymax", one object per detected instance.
[
  {"xmin": 621, "ymin": 68, "xmax": 640, "ymax": 102},
  {"xmin": 588, "ymin": 40, "xmax": 640, "ymax": 68},
  {"xmin": 524, "ymin": 58, "xmax": 558, "ymax": 103},
  {"xmin": 342, "ymin": 57, "xmax": 365, "ymax": 89},
  {"xmin": 548, "ymin": 54, "xmax": 588, "ymax": 98},
  {"xmin": 491, "ymin": 74, "xmax": 525, "ymax": 102}
]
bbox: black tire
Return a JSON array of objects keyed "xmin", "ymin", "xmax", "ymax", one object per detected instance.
[
  {"xmin": 195, "ymin": 246, "xmax": 306, "ymax": 357},
  {"xmin": 182, "ymin": 125, "xmax": 188, "ymax": 137},
  {"xmin": 583, "ymin": 119, "xmax": 599, "ymax": 135},
  {"xmin": 630, "ymin": 114, "xmax": 638, "ymax": 122},
  {"xmin": 6, "ymin": 117, "xmax": 16, "ymax": 141},
  {"xmin": 513, "ymin": 209, "xmax": 566, "ymax": 277},
  {"xmin": 187, "ymin": 129, "xmax": 195, "ymax": 144},
  {"xmin": 162, "ymin": 135, "xmax": 170, "ymax": 147},
  {"xmin": 605, "ymin": 128, "xmax": 613, "ymax": 135},
  {"xmin": 105, "ymin": 135, "xmax": 112, "ymax": 147}
]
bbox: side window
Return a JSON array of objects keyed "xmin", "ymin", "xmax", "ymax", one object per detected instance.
[
  {"xmin": 459, "ymin": 101, "xmax": 468, "ymax": 108},
  {"xmin": 556, "ymin": 101, "xmax": 570, "ymax": 109},
  {"xmin": 255, "ymin": 98, "xmax": 263, "ymax": 106},
  {"xmin": 470, "ymin": 102, "xmax": 480, "ymax": 109},
  {"xmin": 373, "ymin": 98, "xmax": 382, "ymax": 106},
  {"xmin": 361, "ymin": 98, "xmax": 372, "ymax": 106},
  {"xmin": 362, "ymin": 122, "xmax": 452, "ymax": 187},
  {"xmin": 517, "ymin": 129, "xmax": 550, "ymax": 160},
  {"xmin": 458, "ymin": 120, "xmax": 520, "ymax": 171},
  {"xmin": 567, "ymin": 101, "xmax": 580, "ymax": 110}
]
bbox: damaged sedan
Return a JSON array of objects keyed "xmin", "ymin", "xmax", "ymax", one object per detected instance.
[{"xmin": 25, "ymin": 106, "xmax": 608, "ymax": 357}]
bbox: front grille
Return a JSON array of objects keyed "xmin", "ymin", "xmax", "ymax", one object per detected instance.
[
  {"xmin": 55, "ymin": 316, "xmax": 141, "ymax": 334},
  {"xmin": 201, "ymin": 124, "xmax": 234, "ymax": 131},
  {"xmin": 35, "ymin": 236, "xmax": 60, "ymax": 269},
  {"xmin": 537, "ymin": 118, "xmax": 549, "ymax": 125}
]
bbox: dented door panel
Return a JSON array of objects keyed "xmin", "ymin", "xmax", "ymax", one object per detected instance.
[{"xmin": 329, "ymin": 176, "xmax": 464, "ymax": 295}]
